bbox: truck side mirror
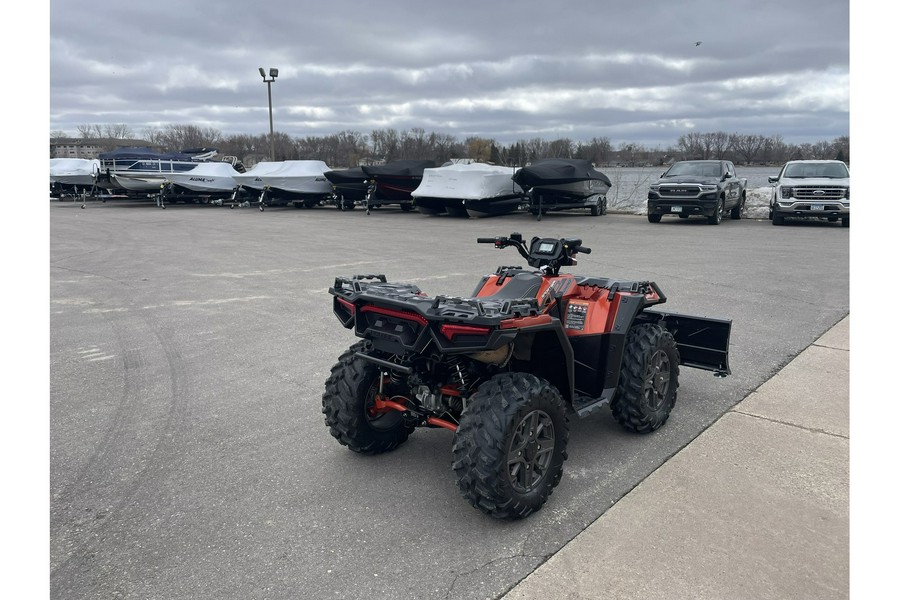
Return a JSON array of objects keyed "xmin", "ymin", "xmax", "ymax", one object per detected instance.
[{"xmin": 768, "ymin": 176, "xmax": 778, "ymax": 183}]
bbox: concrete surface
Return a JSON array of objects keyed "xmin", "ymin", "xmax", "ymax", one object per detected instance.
[{"xmin": 503, "ymin": 316, "xmax": 849, "ymax": 600}]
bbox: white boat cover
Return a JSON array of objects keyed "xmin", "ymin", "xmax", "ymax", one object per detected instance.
[
  {"xmin": 232, "ymin": 161, "xmax": 288, "ymax": 190},
  {"xmin": 166, "ymin": 162, "xmax": 242, "ymax": 192},
  {"xmin": 411, "ymin": 163, "xmax": 521, "ymax": 200},
  {"xmin": 50, "ymin": 158, "xmax": 100, "ymax": 183},
  {"xmin": 257, "ymin": 160, "xmax": 332, "ymax": 194}
]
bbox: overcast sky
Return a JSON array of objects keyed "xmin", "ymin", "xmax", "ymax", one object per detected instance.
[{"xmin": 48, "ymin": 0, "xmax": 849, "ymax": 147}]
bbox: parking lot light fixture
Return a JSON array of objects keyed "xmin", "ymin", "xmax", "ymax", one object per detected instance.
[{"xmin": 259, "ymin": 67, "xmax": 278, "ymax": 161}]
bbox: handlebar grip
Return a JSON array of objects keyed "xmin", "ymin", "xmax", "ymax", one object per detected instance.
[
  {"xmin": 573, "ymin": 246, "xmax": 592, "ymax": 254},
  {"xmin": 477, "ymin": 237, "xmax": 498, "ymax": 243}
]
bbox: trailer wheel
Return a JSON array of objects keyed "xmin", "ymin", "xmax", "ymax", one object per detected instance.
[
  {"xmin": 612, "ymin": 324, "xmax": 680, "ymax": 433},
  {"xmin": 451, "ymin": 372, "xmax": 569, "ymax": 520},
  {"xmin": 322, "ymin": 342, "xmax": 413, "ymax": 454}
]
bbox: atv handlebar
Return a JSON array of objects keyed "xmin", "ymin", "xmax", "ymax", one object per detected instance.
[{"xmin": 477, "ymin": 234, "xmax": 592, "ymax": 276}]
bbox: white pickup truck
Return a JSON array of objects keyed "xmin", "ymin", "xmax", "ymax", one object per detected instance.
[{"xmin": 768, "ymin": 160, "xmax": 850, "ymax": 227}]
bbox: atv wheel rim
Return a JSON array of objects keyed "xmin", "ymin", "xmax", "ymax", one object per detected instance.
[
  {"xmin": 644, "ymin": 350, "xmax": 671, "ymax": 410},
  {"xmin": 507, "ymin": 410, "xmax": 555, "ymax": 493}
]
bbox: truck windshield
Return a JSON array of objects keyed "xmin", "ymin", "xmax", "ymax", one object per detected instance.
[
  {"xmin": 783, "ymin": 163, "xmax": 849, "ymax": 178},
  {"xmin": 665, "ymin": 163, "xmax": 721, "ymax": 178}
]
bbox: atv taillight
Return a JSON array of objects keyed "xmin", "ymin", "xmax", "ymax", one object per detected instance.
[
  {"xmin": 440, "ymin": 324, "xmax": 492, "ymax": 340},
  {"xmin": 360, "ymin": 304, "xmax": 428, "ymax": 326},
  {"xmin": 336, "ymin": 297, "xmax": 355, "ymax": 314}
]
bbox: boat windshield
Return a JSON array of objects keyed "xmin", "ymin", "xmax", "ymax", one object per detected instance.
[
  {"xmin": 782, "ymin": 162, "xmax": 849, "ymax": 178},
  {"xmin": 665, "ymin": 162, "xmax": 722, "ymax": 178}
]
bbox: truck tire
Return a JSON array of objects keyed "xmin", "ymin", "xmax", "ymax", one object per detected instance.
[
  {"xmin": 842, "ymin": 217, "xmax": 850, "ymax": 228},
  {"xmin": 322, "ymin": 342, "xmax": 413, "ymax": 454},
  {"xmin": 772, "ymin": 213, "xmax": 785, "ymax": 226},
  {"xmin": 648, "ymin": 214, "xmax": 662, "ymax": 223},
  {"xmin": 730, "ymin": 194, "xmax": 746, "ymax": 220},
  {"xmin": 707, "ymin": 199, "xmax": 724, "ymax": 225},
  {"xmin": 451, "ymin": 372, "xmax": 569, "ymax": 520},
  {"xmin": 612, "ymin": 324, "xmax": 680, "ymax": 433}
]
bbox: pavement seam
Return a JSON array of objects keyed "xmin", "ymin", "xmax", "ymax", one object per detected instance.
[
  {"xmin": 729, "ymin": 408, "xmax": 849, "ymax": 439},
  {"xmin": 811, "ymin": 341, "xmax": 849, "ymax": 352}
]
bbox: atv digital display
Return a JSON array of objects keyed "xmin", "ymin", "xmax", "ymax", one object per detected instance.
[{"xmin": 535, "ymin": 241, "xmax": 558, "ymax": 255}]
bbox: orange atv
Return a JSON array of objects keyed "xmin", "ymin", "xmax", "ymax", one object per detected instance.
[{"xmin": 323, "ymin": 232, "xmax": 731, "ymax": 519}]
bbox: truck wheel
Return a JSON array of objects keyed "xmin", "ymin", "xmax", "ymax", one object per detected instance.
[
  {"xmin": 612, "ymin": 324, "xmax": 680, "ymax": 433},
  {"xmin": 707, "ymin": 199, "xmax": 724, "ymax": 225},
  {"xmin": 451, "ymin": 372, "xmax": 569, "ymax": 520},
  {"xmin": 322, "ymin": 342, "xmax": 413, "ymax": 454},
  {"xmin": 648, "ymin": 214, "xmax": 662, "ymax": 223},
  {"xmin": 730, "ymin": 195, "xmax": 746, "ymax": 220},
  {"xmin": 772, "ymin": 213, "xmax": 785, "ymax": 226},
  {"xmin": 842, "ymin": 217, "xmax": 850, "ymax": 228}
]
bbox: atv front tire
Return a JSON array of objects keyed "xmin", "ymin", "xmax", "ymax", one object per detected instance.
[
  {"xmin": 612, "ymin": 324, "xmax": 680, "ymax": 433},
  {"xmin": 322, "ymin": 342, "xmax": 413, "ymax": 454},
  {"xmin": 451, "ymin": 373, "xmax": 569, "ymax": 520}
]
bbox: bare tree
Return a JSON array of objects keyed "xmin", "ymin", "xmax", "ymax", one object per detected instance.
[
  {"xmin": 102, "ymin": 124, "xmax": 133, "ymax": 139},
  {"xmin": 76, "ymin": 124, "xmax": 102, "ymax": 139},
  {"xmin": 575, "ymin": 137, "xmax": 612, "ymax": 165},
  {"xmin": 617, "ymin": 142, "xmax": 647, "ymax": 167},
  {"xmin": 677, "ymin": 132, "xmax": 703, "ymax": 159},
  {"xmin": 546, "ymin": 138, "xmax": 574, "ymax": 158},
  {"xmin": 729, "ymin": 134, "xmax": 766, "ymax": 164}
]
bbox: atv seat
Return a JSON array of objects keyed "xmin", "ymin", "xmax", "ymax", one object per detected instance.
[{"xmin": 479, "ymin": 272, "xmax": 543, "ymax": 300}]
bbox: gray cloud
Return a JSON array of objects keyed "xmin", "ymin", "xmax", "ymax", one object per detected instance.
[{"xmin": 49, "ymin": 0, "xmax": 849, "ymax": 146}]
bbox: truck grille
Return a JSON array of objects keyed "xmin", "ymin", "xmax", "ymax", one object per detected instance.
[
  {"xmin": 658, "ymin": 185, "xmax": 701, "ymax": 197},
  {"xmin": 793, "ymin": 186, "xmax": 846, "ymax": 200}
]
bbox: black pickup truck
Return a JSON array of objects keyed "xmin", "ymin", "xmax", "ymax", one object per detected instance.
[{"xmin": 646, "ymin": 160, "xmax": 747, "ymax": 225}]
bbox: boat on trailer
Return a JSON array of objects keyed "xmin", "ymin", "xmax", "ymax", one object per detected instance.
[
  {"xmin": 411, "ymin": 163, "xmax": 524, "ymax": 218},
  {"xmin": 97, "ymin": 147, "xmax": 219, "ymax": 194},
  {"xmin": 256, "ymin": 160, "xmax": 334, "ymax": 208},
  {"xmin": 50, "ymin": 158, "xmax": 100, "ymax": 195},
  {"xmin": 324, "ymin": 166, "xmax": 369, "ymax": 210},
  {"xmin": 361, "ymin": 159, "xmax": 436, "ymax": 212},
  {"xmin": 513, "ymin": 158, "xmax": 611, "ymax": 218}
]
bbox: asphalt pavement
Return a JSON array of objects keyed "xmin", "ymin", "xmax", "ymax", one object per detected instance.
[{"xmin": 47, "ymin": 199, "xmax": 849, "ymax": 599}]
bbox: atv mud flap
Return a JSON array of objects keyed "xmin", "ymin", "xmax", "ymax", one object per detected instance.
[{"xmin": 644, "ymin": 311, "xmax": 731, "ymax": 376}]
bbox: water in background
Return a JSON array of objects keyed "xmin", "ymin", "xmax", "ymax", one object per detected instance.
[{"xmin": 602, "ymin": 166, "xmax": 780, "ymax": 218}]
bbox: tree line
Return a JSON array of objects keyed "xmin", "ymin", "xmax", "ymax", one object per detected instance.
[{"xmin": 52, "ymin": 124, "xmax": 849, "ymax": 167}]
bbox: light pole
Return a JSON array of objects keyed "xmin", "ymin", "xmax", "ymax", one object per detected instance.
[{"xmin": 259, "ymin": 67, "xmax": 278, "ymax": 161}]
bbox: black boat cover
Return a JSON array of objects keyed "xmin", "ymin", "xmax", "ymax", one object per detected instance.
[
  {"xmin": 324, "ymin": 166, "xmax": 368, "ymax": 184},
  {"xmin": 513, "ymin": 158, "xmax": 611, "ymax": 188},
  {"xmin": 361, "ymin": 159, "xmax": 437, "ymax": 177}
]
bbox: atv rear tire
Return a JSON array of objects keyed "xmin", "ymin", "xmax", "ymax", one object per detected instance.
[
  {"xmin": 451, "ymin": 373, "xmax": 569, "ymax": 520},
  {"xmin": 322, "ymin": 342, "xmax": 413, "ymax": 454},
  {"xmin": 612, "ymin": 324, "xmax": 680, "ymax": 433}
]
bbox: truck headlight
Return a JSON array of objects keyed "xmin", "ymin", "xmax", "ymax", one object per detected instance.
[
  {"xmin": 649, "ymin": 185, "xmax": 660, "ymax": 193},
  {"xmin": 780, "ymin": 186, "xmax": 793, "ymax": 199},
  {"xmin": 844, "ymin": 187, "xmax": 849, "ymax": 199},
  {"xmin": 699, "ymin": 184, "xmax": 717, "ymax": 192}
]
